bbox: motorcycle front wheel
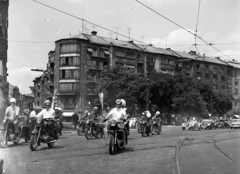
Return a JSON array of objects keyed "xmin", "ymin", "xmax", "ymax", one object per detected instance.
[
  {"xmin": 47, "ymin": 142, "xmax": 54, "ymax": 148},
  {"xmin": 77, "ymin": 128, "xmax": 82, "ymax": 136},
  {"xmin": 109, "ymin": 134, "xmax": 115, "ymax": 155},
  {"xmin": 30, "ymin": 134, "xmax": 38, "ymax": 151},
  {"xmin": 0, "ymin": 130, "xmax": 7, "ymax": 148},
  {"xmin": 84, "ymin": 128, "xmax": 92, "ymax": 140},
  {"xmin": 141, "ymin": 126, "xmax": 145, "ymax": 137}
]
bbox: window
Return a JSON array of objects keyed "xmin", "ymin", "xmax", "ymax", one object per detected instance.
[
  {"xmin": 59, "ymin": 83, "xmax": 79, "ymax": 92},
  {"xmin": 116, "ymin": 51, "xmax": 124, "ymax": 57},
  {"xmin": 87, "ymin": 72, "xmax": 99, "ymax": 82},
  {"xmin": 87, "ymin": 60, "xmax": 97, "ymax": 69},
  {"xmin": 92, "ymin": 49, "xmax": 97, "ymax": 57},
  {"xmin": 60, "ymin": 44, "xmax": 80, "ymax": 54},
  {"xmin": 0, "ymin": 60, "xmax": 3, "ymax": 76},
  {"xmin": 0, "ymin": 13, "xmax": 2, "ymax": 26},
  {"xmin": 99, "ymin": 62, "xmax": 103, "ymax": 70},
  {"xmin": 213, "ymin": 67, "xmax": 217, "ymax": 74},
  {"xmin": 196, "ymin": 64, "xmax": 200, "ymax": 72},
  {"xmin": 60, "ymin": 70, "xmax": 79, "ymax": 79},
  {"xmin": 63, "ymin": 97, "xmax": 76, "ymax": 109},
  {"xmin": 168, "ymin": 60, "xmax": 175, "ymax": 66},
  {"xmin": 205, "ymin": 73, "xmax": 209, "ymax": 79},
  {"xmin": 186, "ymin": 63, "xmax": 190, "ymax": 69},
  {"xmin": 160, "ymin": 58, "xmax": 167, "ymax": 64},
  {"xmin": 125, "ymin": 52, "xmax": 135, "ymax": 59},
  {"xmin": 147, "ymin": 57, "xmax": 154, "ymax": 65},
  {"xmin": 60, "ymin": 57, "xmax": 80, "ymax": 66}
]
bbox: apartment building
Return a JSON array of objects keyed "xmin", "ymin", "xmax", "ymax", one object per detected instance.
[
  {"xmin": 0, "ymin": 0, "xmax": 9, "ymax": 122},
  {"xmin": 32, "ymin": 31, "xmax": 240, "ymax": 118}
]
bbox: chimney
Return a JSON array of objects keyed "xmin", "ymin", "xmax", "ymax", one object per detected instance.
[
  {"xmin": 91, "ymin": 31, "xmax": 97, "ymax": 36},
  {"xmin": 203, "ymin": 53, "xmax": 205, "ymax": 58},
  {"xmin": 189, "ymin": 50, "xmax": 196, "ymax": 55},
  {"xmin": 166, "ymin": 48, "xmax": 171, "ymax": 50},
  {"xmin": 128, "ymin": 40, "xmax": 134, "ymax": 43}
]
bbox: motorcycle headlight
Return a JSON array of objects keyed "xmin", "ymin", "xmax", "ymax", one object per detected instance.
[
  {"xmin": 110, "ymin": 120, "xmax": 117, "ymax": 126},
  {"xmin": 118, "ymin": 122, "xmax": 125, "ymax": 129}
]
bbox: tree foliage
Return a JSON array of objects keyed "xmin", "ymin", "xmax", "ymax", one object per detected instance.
[{"xmin": 96, "ymin": 66, "xmax": 232, "ymax": 118}]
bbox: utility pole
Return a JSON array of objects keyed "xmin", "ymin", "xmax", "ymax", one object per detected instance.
[
  {"xmin": 127, "ymin": 27, "xmax": 132, "ymax": 41},
  {"xmin": 115, "ymin": 27, "xmax": 121, "ymax": 39}
]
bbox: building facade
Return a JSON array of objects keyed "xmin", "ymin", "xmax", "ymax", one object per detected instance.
[
  {"xmin": 0, "ymin": 0, "xmax": 9, "ymax": 122},
  {"xmin": 33, "ymin": 31, "xmax": 240, "ymax": 118}
]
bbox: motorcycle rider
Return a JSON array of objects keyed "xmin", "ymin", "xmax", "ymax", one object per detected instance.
[
  {"xmin": 152, "ymin": 111, "xmax": 161, "ymax": 131},
  {"xmin": 36, "ymin": 100, "xmax": 57, "ymax": 140},
  {"xmin": 120, "ymin": 99, "xmax": 130, "ymax": 135},
  {"xmin": 3, "ymin": 98, "xmax": 20, "ymax": 136},
  {"xmin": 89, "ymin": 107, "xmax": 100, "ymax": 133},
  {"xmin": 142, "ymin": 110, "xmax": 152, "ymax": 133},
  {"xmin": 54, "ymin": 107, "xmax": 63, "ymax": 135},
  {"xmin": 104, "ymin": 99, "xmax": 126, "ymax": 144}
]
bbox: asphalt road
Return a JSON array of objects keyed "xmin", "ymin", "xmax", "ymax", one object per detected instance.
[{"xmin": 0, "ymin": 126, "xmax": 239, "ymax": 174}]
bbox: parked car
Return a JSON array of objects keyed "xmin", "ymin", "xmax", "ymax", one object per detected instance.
[
  {"xmin": 200, "ymin": 119, "xmax": 212, "ymax": 129},
  {"xmin": 216, "ymin": 119, "xmax": 230, "ymax": 129},
  {"xmin": 230, "ymin": 119, "xmax": 240, "ymax": 129},
  {"xmin": 182, "ymin": 117, "xmax": 201, "ymax": 131}
]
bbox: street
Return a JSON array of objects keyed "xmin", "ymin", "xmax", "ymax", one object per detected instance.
[{"xmin": 0, "ymin": 126, "xmax": 240, "ymax": 174}]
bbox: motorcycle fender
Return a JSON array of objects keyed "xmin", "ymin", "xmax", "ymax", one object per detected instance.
[{"xmin": 31, "ymin": 129, "xmax": 38, "ymax": 135}]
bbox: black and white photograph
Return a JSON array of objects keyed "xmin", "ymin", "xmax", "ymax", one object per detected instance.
[{"xmin": 0, "ymin": 0, "xmax": 239, "ymax": 173}]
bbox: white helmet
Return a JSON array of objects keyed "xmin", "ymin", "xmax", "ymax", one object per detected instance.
[
  {"xmin": 10, "ymin": 98, "xmax": 16, "ymax": 103},
  {"xmin": 115, "ymin": 99, "xmax": 122, "ymax": 105},
  {"xmin": 121, "ymin": 99, "xmax": 126, "ymax": 107},
  {"xmin": 156, "ymin": 111, "xmax": 160, "ymax": 115}
]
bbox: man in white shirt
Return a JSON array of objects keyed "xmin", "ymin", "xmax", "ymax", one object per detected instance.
[
  {"xmin": 3, "ymin": 98, "xmax": 20, "ymax": 135},
  {"xmin": 36, "ymin": 100, "xmax": 55, "ymax": 121},
  {"xmin": 36, "ymin": 100, "xmax": 56, "ymax": 140},
  {"xmin": 105, "ymin": 99, "xmax": 125, "ymax": 122}
]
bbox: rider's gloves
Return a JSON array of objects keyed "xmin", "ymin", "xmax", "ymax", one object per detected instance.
[{"xmin": 103, "ymin": 118, "xmax": 108, "ymax": 122}]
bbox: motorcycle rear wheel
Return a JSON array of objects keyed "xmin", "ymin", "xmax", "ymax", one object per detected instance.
[
  {"xmin": 30, "ymin": 134, "xmax": 38, "ymax": 151},
  {"xmin": 109, "ymin": 134, "xmax": 115, "ymax": 155}
]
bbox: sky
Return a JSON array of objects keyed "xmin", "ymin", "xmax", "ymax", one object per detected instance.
[{"xmin": 7, "ymin": 0, "xmax": 240, "ymax": 94}]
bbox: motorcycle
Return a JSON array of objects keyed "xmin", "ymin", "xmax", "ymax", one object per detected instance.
[
  {"xmin": 55, "ymin": 114, "xmax": 63, "ymax": 136},
  {"xmin": 108, "ymin": 120, "xmax": 127, "ymax": 155},
  {"xmin": 141, "ymin": 119, "xmax": 151, "ymax": 137},
  {"xmin": 84, "ymin": 118, "xmax": 100, "ymax": 139},
  {"xmin": 0, "ymin": 119, "xmax": 24, "ymax": 147},
  {"xmin": 30, "ymin": 118, "xmax": 58, "ymax": 151},
  {"xmin": 136, "ymin": 119, "xmax": 141, "ymax": 134},
  {"xmin": 151, "ymin": 118, "xmax": 161, "ymax": 135}
]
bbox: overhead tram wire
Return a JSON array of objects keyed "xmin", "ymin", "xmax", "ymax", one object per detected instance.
[
  {"xmin": 32, "ymin": 0, "xmax": 147, "ymax": 45},
  {"xmin": 193, "ymin": 0, "xmax": 201, "ymax": 54},
  {"xmin": 135, "ymin": 0, "xmax": 233, "ymax": 60}
]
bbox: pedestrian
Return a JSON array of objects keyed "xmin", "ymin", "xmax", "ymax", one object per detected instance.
[{"xmin": 72, "ymin": 112, "xmax": 79, "ymax": 129}]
